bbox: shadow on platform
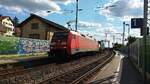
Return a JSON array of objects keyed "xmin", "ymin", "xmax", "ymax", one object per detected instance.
[{"xmin": 120, "ymin": 57, "xmax": 144, "ymax": 84}]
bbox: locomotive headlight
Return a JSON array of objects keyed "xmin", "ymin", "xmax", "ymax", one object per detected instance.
[
  {"xmin": 63, "ymin": 46, "xmax": 67, "ymax": 48},
  {"xmin": 50, "ymin": 42, "xmax": 56, "ymax": 46},
  {"xmin": 61, "ymin": 42, "xmax": 67, "ymax": 45},
  {"xmin": 50, "ymin": 46, "xmax": 54, "ymax": 49}
]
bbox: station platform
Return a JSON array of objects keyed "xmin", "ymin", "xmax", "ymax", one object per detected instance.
[{"xmin": 87, "ymin": 51, "xmax": 144, "ymax": 84}]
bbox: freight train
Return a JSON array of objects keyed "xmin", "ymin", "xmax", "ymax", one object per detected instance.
[{"xmin": 48, "ymin": 31, "xmax": 100, "ymax": 60}]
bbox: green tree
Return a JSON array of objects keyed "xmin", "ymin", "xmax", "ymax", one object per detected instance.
[
  {"xmin": 13, "ymin": 16, "xmax": 19, "ymax": 27},
  {"xmin": 113, "ymin": 43, "xmax": 124, "ymax": 50},
  {"xmin": 12, "ymin": 17, "xmax": 20, "ymax": 36},
  {"xmin": 126, "ymin": 36, "xmax": 137, "ymax": 46}
]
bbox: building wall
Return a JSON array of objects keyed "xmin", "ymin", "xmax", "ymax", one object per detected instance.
[
  {"xmin": 21, "ymin": 17, "xmax": 66, "ymax": 40},
  {"xmin": 21, "ymin": 18, "xmax": 47, "ymax": 40},
  {"xmin": 46, "ymin": 25, "xmax": 68, "ymax": 41},
  {"xmin": 0, "ymin": 21, "xmax": 3, "ymax": 35},
  {"xmin": 46, "ymin": 26, "xmax": 62, "ymax": 41},
  {"xmin": 0, "ymin": 36, "xmax": 49, "ymax": 54},
  {"xmin": 0, "ymin": 17, "xmax": 14, "ymax": 36}
]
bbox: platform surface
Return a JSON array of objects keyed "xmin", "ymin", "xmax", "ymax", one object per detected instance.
[{"xmin": 88, "ymin": 51, "xmax": 143, "ymax": 84}]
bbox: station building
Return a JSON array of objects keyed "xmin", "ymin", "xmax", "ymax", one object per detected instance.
[{"xmin": 18, "ymin": 14, "xmax": 69, "ymax": 40}]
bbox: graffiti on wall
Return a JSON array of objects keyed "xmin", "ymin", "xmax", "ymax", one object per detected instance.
[
  {"xmin": 0, "ymin": 36, "xmax": 50, "ymax": 55},
  {"xmin": 17, "ymin": 38, "xmax": 49, "ymax": 54}
]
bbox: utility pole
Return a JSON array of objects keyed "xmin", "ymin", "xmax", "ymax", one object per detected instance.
[
  {"xmin": 144, "ymin": 0, "xmax": 148, "ymax": 83},
  {"xmin": 113, "ymin": 35, "xmax": 115, "ymax": 43},
  {"xmin": 105, "ymin": 32, "xmax": 108, "ymax": 42},
  {"xmin": 108, "ymin": 40, "xmax": 110, "ymax": 48},
  {"xmin": 125, "ymin": 23, "xmax": 130, "ymax": 59},
  {"xmin": 125, "ymin": 24, "xmax": 130, "ymax": 37},
  {"xmin": 104, "ymin": 31, "xmax": 109, "ymax": 47},
  {"xmin": 75, "ymin": 0, "xmax": 78, "ymax": 31},
  {"xmin": 122, "ymin": 22, "xmax": 125, "ymax": 45}
]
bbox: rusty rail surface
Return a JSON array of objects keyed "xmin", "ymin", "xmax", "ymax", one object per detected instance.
[{"xmin": 71, "ymin": 52, "xmax": 114, "ymax": 84}]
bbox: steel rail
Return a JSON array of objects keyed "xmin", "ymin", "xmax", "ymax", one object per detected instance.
[
  {"xmin": 39, "ymin": 51, "xmax": 114, "ymax": 84},
  {"xmin": 71, "ymin": 52, "xmax": 114, "ymax": 84}
]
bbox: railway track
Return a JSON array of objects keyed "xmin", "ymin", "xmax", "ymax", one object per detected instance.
[
  {"xmin": 0, "ymin": 66, "xmax": 24, "ymax": 76},
  {"xmin": 0, "ymin": 58, "xmax": 49, "ymax": 78},
  {"xmin": 39, "ymin": 51, "xmax": 114, "ymax": 84},
  {"xmin": 0, "ymin": 50, "xmax": 114, "ymax": 84},
  {"xmin": 0, "ymin": 56, "xmax": 55, "ymax": 77}
]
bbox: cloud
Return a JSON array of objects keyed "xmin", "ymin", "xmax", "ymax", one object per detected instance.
[
  {"xmin": 107, "ymin": 17, "xmax": 114, "ymax": 22},
  {"xmin": 52, "ymin": 0, "xmax": 75, "ymax": 5},
  {"xmin": 78, "ymin": 21, "xmax": 102, "ymax": 29},
  {"xmin": 128, "ymin": 0, "xmax": 143, "ymax": 9},
  {"xmin": 99, "ymin": 0, "xmax": 143, "ymax": 21},
  {"xmin": 77, "ymin": 21, "xmax": 123, "ymax": 42},
  {"xmin": 130, "ymin": 29, "xmax": 141, "ymax": 37},
  {"xmin": 0, "ymin": 0, "xmax": 73, "ymax": 16},
  {"xmin": 76, "ymin": 21, "xmax": 104, "ymax": 40}
]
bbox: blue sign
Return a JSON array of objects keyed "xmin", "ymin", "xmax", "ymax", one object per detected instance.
[{"xmin": 131, "ymin": 18, "xmax": 144, "ymax": 28}]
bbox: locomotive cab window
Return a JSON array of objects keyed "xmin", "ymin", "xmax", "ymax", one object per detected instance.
[
  {"xmin": 51, "ymin": 32, "xmax": 68, "ymax": 44},
  {"xmin": 52, "ymin": 32, "xmax": 68, "ymax": 40}
]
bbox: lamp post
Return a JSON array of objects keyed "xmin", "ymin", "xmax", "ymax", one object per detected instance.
[
  {"xmin": 122, "ymin": 22, "xmax": 125, "ymax": 45},
  {"xmin": 125, "ymin": 23, "xmax": 130, "ymax": 58},
  {"xmin": 125, "ymin": 24, "xmax": 130, "ymax": 37}
]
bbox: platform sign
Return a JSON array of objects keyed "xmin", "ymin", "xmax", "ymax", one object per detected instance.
[{"xmin": 131, "ymin": 18, "xmax": 144, "ymax": 28}]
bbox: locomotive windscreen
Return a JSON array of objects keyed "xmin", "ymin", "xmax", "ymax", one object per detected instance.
[
  {"xmin": 51, "ymin": 32, "xmax": 68, "ymax": 46},
  {"xmin": 52, "ymin": 32, "xmax": 68, "ymax": 40}
]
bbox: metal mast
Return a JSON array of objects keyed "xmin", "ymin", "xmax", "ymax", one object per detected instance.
[
  {"xmin": 122, "ymin": 22, "xmax": 125, "ymax": 45},
  {"xmin": 75, "ymin": 0, "xmax": 78, "ymax": 31},
  {"xmin": 144, "ymin": 0, "xmax": 148, "ymax": 83}
]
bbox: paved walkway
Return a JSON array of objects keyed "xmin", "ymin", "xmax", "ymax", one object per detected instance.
[
  {"xmin": 87, "ymin": 51, "xmax": 144, "ymax": 84},
  {"xmin": 120, "ymin": 57, "xmax": 143, "ymax": 84}
]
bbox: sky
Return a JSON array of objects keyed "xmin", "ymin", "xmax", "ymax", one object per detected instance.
[{"xmin": 0, "ymin": 0, "xmax": 143, "ymax": 47}]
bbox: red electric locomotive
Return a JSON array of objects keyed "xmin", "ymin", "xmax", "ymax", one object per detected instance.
[{"xmin": 49, "ymin": 31, "xmax": 99, "ymax": 60}]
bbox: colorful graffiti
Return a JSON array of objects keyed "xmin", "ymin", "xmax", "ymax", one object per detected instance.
[{"xmin": 0, "ymin": 36, "xmax": 50, "ymax": 55}]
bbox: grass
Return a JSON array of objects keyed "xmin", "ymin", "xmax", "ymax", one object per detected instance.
[
  {"xmin": 0, "ymin": 36, "xmax": 18, "ymax": 52},
  {"xmin": 0, "ymin": 52, "xmax": 48, "ymax": 59}
]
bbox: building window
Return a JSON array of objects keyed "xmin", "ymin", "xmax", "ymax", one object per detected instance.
[
  {"xmin": 31, "ymin": 23, "xmax": 39, "ymax": 29},
  {"xmin": 29, "ymin": 34, "xmax": 40, "ymax": 39},
  {"xmin": 3, "ymin": 22, "xmax": 6, "ymax": 25},
  {"xmin": 9, "ymin": 24, "xmax": 13, "ymax": 26}
]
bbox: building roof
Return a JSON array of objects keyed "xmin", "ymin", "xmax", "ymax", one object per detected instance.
[
  {"xmin": 0, "ymin": 16, "xmax": 11, "ymax": 21},
  {"xmin": 18, "ymin": 14, "xmax": 69, "ymax": 31}
]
